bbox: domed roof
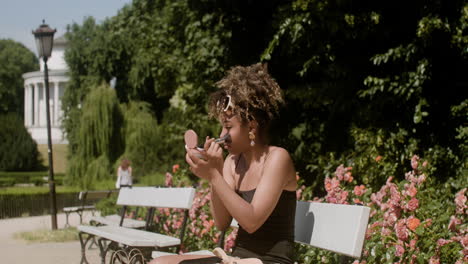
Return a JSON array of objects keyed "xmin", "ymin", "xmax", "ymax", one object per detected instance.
[{"xmin": 54, "ymin": 35, "xmax": 67, "ymax": 46}]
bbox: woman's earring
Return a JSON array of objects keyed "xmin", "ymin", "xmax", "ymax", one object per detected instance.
[{"xmin": 249, "ymin": 131, "xmax": 255, "ymax": 147}]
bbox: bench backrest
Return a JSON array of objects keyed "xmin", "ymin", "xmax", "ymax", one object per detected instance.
[
  {"xmin": 78, "ymin": 190, "xmax": 117, "ymax": 206},
  {"xmin": 116, "ymin": 187, "xmax": 196, "ymax": 209},
  {"xmin": 228, "ymin": 201, "xmax": 370, "ymax": 259},
  {"xmin": 80, "ymin": 190, "xmax": 116, "ymax": 200},
  {"xmin": 116, "ymin": 187, "xmax": 196, "ymax": 252},
  {"xmin": 295, "ymin": 201, "xmax": 370, "ymax": 258}
]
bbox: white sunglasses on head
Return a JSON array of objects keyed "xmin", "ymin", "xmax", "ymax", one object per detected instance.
[{"xmin": 217, "ymin": 95, "xmax": 234, "ymax": 112}]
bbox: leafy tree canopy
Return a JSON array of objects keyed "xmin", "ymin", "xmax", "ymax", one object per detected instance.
[
  {"xmin": 0, "ymin": 39, "xmax": 38, "ymax": 114},
  {"xmin": 62, "ymin": 0, "xmax": 467, "ymax": 191}
]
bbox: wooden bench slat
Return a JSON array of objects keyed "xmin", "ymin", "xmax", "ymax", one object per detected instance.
[
  {"xmin": 116, "ymin": 187, "xmax": 195, "ymax": 209},
  {"xmin": 90, "ymin": 214, "xmax": 146, "ymax": 228},
  {"xmin": 78, "ymin": 225, "xmax": 181, "ymax": 247},
  {"xmin": 84, "ymin": 190, "xmax": 114, "ymax": 200}
]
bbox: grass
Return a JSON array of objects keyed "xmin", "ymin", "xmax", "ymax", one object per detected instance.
[
  {"xmin": 37, "ymin": 144, "xmax": 68, "ymax": 174},
  {"xmin": 14, "ymin": 227, "xmax": 79, "ymax": 243}
]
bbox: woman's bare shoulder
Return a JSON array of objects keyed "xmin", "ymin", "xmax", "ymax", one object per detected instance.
[{"xmin": 267, "ymin": 146, "xmax": 292, "ymax": 160}]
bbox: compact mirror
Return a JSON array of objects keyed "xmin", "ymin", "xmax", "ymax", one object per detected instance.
[
  {"xmin": 184, "ymin": 129, "xmax": 199, "ymax": 149},
  {"xmin": 184, "ymin": 129, "xmax": 231, "ymax": 150}
]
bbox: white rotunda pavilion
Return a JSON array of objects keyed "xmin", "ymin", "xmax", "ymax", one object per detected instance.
[{"xmin": 22, "ymin": 36, "xmax": 69, "ymax": 144}]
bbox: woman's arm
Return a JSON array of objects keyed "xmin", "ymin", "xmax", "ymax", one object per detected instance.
[
  {"xmin": 210, "ymin": 155, "xmax": 236, "ymax": 230},
  {"xmin": 129, "ymin": 166, "xmax": 133, "ymax": 185},
  {"xmin": 188, "ymin": 146, "xmax": 295, "ymax": 234},
  {"xmin": 115, "ymin": 167, "xmax": 121, "ymax": 189}
]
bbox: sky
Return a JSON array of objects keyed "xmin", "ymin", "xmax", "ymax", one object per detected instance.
[{"xmin": 1, "ymin": 0, "xmax": 133, "ymax": 55}]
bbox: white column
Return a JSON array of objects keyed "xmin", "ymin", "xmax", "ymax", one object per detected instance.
[
  {"xmin": 31, "ymin": 84, "xmax": 36, "ymax": 126},
  {"xmin": 48, "ymin": 82, "xmax": 54, "ymax": 126},
  {"xmin": 34, "ymin": 83, "xmax": 39, "ymax": 127},
  {"xmin": 23, "ymin": 85, "xmax": 27, "ymax": 126},
  {"xmin": 26, "ymin": 85, "xmax": 31, "ymax": 126},
  {"xmin": 54, "ymin": 81, "xmax": 59, "ymax": 126}
]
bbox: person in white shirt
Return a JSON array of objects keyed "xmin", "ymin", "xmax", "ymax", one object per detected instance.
[{"xmin": 116, "ymin": 158, "xmax": 132, "ymax": 188}]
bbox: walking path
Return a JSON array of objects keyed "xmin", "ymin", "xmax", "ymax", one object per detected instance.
[{"xmin": 0, "ymin": 212, "xmax": 101, "ymax": 264}]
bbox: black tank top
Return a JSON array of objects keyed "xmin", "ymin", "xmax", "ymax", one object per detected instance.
[{"xmin": 232, "ymin": 188, "xmax": 296, "ymax": 264}]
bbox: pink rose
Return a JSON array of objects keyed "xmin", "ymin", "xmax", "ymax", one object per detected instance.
[
  {"xmin": 381, "ymin": 227, "xmax": 392, "ymax": 236},
  {"xmin": 354, "ymin": 185, "xmax": 367, "ymax": 196},
  {"xmin": 454, "ymin": 188, "xmax": 467, "ymax": 214},
  {"xmin": 436, "ymin": 238, "xmax": 452, "ymax": 247},
  {"xmin": 334, "ymin": 165, "xmax": 346, "ymax": 181},
  {"xmin": 165, "ymin": 172, "xmax": 173, "ymax": 187},
  {"xmin": 417, "ymin": 174, "xmax": 426, "ymax": 185},
  {"xmin": 395, "ymin": 219, "xmax": 409, "ymax": 241},
  {"xmin": 296, "ymin": 188, "xmax": 303, "ymax": 200},
  {"xmin": 429, "ymin": 256, "xmax": 440, "ymax": 264},
  {"xmin": 172, "ymin": 164, "xmax": 180, "ymax": 173},
  {"xmin": 409, "ymin": 239, "xmax": 417, "ymax": 249},
  {"xmin": 407, "ymin": 216, "xmax": 421, "ymax": 231},
  {"xmin": 405, "ymin": 183, "xmax": 418, "ymax": 197},
  {"xmin": 406, "ymin": 197, "xmax": 419, "ymax": 211},
  {"xmin": 461, "ymin": 235, "xmax": 468, "ymax": 248},
  {"xmin": 344, "ymin": 171, "xmax": 353, "ymax": 182},
  {"xmin": 448, "ymin": 215, "xmax": 462, "ymax": 231},
  {"xmin": 411, "ymin": 155, "xmax": 419, "ymax": 170},
  {"xmin": 395, "ymin": 244, "xmax": 405, "ymax": 257}
]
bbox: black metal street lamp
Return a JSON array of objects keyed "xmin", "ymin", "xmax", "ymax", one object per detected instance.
[{"xmin": 33, "ymin": 20, "xmax": 58, "ymax": 230}]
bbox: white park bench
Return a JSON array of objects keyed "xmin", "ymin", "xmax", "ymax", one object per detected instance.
[
  {"xmin": 152, "ymin": 201, "xmax": 370, "ymax": 263},
  {"xmin": 88, "ymin": 187, "xmax": 148, "ymax": 229},
  {"xmin": 77, "ymin": 187, "xmax": 195, "ymax": 264},
  {"xmin": 63, "ymin": 190, "xmax": 116, "ymax": 227}
]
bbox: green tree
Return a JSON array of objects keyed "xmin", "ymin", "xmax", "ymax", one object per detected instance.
[
  {"xmin": 0, "ymin": 113, "xmax": 43, "ymax": 171},
  {"xmin": 65, "ymin": 84, "xmax": 124, "ymax": 189},
  {"xmin": 261, "ymin": 0, "xmax": 467, "ymax": 190},
  {"xmin": 0, "ymin": 39, "xmax": 38, "ymax": 114},
  {"xmin": 61, "ymin": 0, "xmax": 466, "ymax": 192},
  {"xmin": 62, "ymin": 0, "xmax": 231, "ymax": 176}
]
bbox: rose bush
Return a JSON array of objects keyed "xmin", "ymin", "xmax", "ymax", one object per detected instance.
[
  {"xmin": 295, "ymin": 155, "xmax": 467, "ymax": 264},
  {"xmin": 118, "ymin": 155, "xmax": 466, "ymax": 263}
]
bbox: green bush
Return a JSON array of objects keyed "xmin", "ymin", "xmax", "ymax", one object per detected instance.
[
  {"xmin": 0, "ymin": 186, "xmax": 80, "ymax": 195},
  {"xmin": 0, "ymin": 172, "xmax": 65, "ymax": 186},
  {"xmin": 95, "ymin": 195, "xmax": 119, "ymax": 217},
  {"xmin": 0, "ymin": 113, "xmax": 44, "ymax": 171},
  {"xmin": 0, "ymin": 178, "xmax": 14, "ymax": 187},
  {"xmin": 138, "ymin": 172, "xmax": 165, "ymax": 187}
]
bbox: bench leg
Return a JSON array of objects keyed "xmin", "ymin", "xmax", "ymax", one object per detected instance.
[
  {"xmin": 88, "ymin": 236, "xmax": 99, "ymax": 250},
  {"xmin": 110, "ymin": 247, "xmax": 147, "ymax": 264},
  {"xmin": 64, "ymin": 212, "xmax": 71, "ymax": 228},
  {"xmin": 78, "ymin": 210, "xmax": 84, "ymax": 224},
  {"xmin": 98, "ymin": 238, "xmax": 117, "ymax": 264},
  {"xmin": 78, "ymin": 231, "xmax": 94, "ymax": 264}
]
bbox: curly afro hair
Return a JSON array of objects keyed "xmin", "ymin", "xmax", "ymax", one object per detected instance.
[{"xmin": 208, "ymin": 63, "xmax": 284, "ymax": 140}]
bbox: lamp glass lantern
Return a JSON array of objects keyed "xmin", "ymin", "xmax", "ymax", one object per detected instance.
[{"xmin": 32, "ymin": 22, "xmax": 56, "ymax": 59}]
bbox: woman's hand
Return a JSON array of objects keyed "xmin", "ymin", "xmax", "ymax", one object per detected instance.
[{"xmin": 186, "ymin": 137, "xmax": 224, "ymax": 181}]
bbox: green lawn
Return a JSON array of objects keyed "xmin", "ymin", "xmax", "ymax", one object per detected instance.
[
  {"xmin": 37, "ymin": 144, "xmax": 68, "ymax": 174},
  {"xmin": 14, "ymin": 227, "xmax": 78, "ymax": 243}
]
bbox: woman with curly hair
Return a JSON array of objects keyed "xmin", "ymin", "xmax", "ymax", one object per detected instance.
[{"xmin": 151, "ymin": 63, "xmax": 297, "ymax": 264}]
